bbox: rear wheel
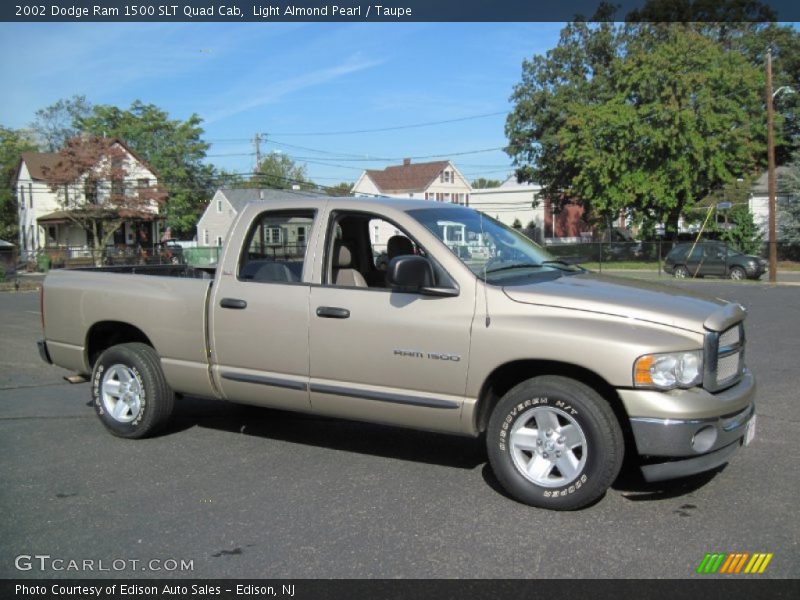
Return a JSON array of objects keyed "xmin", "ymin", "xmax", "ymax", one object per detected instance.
[
  {"xmin": 486, "ymin": 376, "xmax": 624, "ymax": 510},
  {"xmin": 92, "ymin": 342, "xmax": 174, "ymax": 438},
  {"xmin": 674, "ymin": 265, "xmax": 689, "ymax": 279}
]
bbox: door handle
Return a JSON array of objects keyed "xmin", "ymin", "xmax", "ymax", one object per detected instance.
[
  {"xmin": 220, "ymin": 297, "xmax": 247, "ymax": 310},
  {"xmin": 316, "ymin": 306, "xmax": 350, "ymax": 319}
]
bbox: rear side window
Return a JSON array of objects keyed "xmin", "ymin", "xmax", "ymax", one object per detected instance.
[{"xmin": 239, "ymin": 210, "xmax": 315, "ymax": 283}]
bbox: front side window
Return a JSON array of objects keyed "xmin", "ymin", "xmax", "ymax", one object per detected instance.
[
  {"xmin": 408, "ymin": 206, "xmax": 581, "ymax": 284},
  {"xmin": 239, "ymin": 210, "xmax": 315, "ymax": 283}
]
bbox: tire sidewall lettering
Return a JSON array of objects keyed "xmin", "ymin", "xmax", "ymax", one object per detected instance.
[{"xmin": 496, "ymin": 395, "xmax": 589, "ymax": 497}]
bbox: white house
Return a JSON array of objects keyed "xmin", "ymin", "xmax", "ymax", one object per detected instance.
[
  {"xmin": 197, "ymin": 188, "xmax": 329, "ymax": 247},
  {"xmin": 14, "ymin": 138, "xmax": 159, "ymax": 260},
  {"xmin": 352, "ymin": 159, "xmax": 472, "ymax": 203},
  {"xmin": 352, "ymin": 159, "xmax": 473, "ymax": 245},
  {"xmin": 469, "ymin": 175, "xmax": 545, "ymax": 242},
  {"xmin": 749, "ymin": 166, "xmax": 795, "ymax": 239}
]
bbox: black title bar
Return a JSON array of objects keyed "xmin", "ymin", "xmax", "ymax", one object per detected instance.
[{"xmin": 4, "ymin": 0, "xmax": 800, "ymax": 23}]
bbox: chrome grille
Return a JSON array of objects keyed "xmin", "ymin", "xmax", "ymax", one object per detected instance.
[{"xmin": 704, "ymin": 322, "xmax": 745, "ymax": 392}]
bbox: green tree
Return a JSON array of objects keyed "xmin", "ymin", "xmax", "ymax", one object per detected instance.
[
  {"xmin": 252, "ymin": 153, "xmax": 311, "ymax": 190},
  {"xmin": 471, "ymin": 177, "xmax": 502, "ymax": 189},
  {"xmin": 0, "ymin": 127, "xmax": 37, "ymax": 241},
  {"xmin": 30, "ymin": 95, "xmax": 92, "ymax": 151},
  {"xmin": 326, "ymin": 182, "xmax": 353, "ymax": 196},
  {"xmin": 507, "ymin": 22, "xmax": 766, "ymax": 239},
  {"xmin": 628, "ymin": 0, "xmax": 800, "ymax": 161},
  {"xmin": 779, "ymin": 152, "xmax": 800, "ymax": 243},
  {"xmin": 717, "ymin": 204, "xmax": 763, "ymax": 255},
  {"xmin": 77, "ymin": 101, "xmax": 215, "ymax": 238}
]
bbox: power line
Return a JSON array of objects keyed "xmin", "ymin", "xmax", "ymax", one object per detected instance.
[{"xmin": 267, "ymin": 111, "xmax": 508, "ymax": 136}]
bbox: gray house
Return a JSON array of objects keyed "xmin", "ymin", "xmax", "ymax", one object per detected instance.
[{"xmin": 196, "ymin": 188, "xmax": 329, "ymax": 247}]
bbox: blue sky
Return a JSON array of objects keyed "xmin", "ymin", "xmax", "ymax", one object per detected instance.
[{"xmin": 0, "ymin": 22, "xmax": 563, "ymax": 186}]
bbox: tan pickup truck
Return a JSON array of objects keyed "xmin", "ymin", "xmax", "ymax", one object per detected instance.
[{"xmin": 38, "ymin": 196, "xmax": 756, "ymax": 509}]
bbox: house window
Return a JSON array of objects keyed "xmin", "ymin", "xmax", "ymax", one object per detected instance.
[
  {"xmin": 112, "ymin": 179, "xmax": 124, "ymax": 197},
  {"xmin": 443, "ymin": 193, "xmax": 451, "ymax": 203},
  {"xmin": 29, "ymin": 225, "xmax": 35, "ymax": 251},
  {"xmin": 440, "ymin": 171, "xmax": 453, "ymax": 184},
  {"xmin": 19, "ymin": 186, "xmax": 24, "ymax": 210},
  {"xmin": 47, "ymin": 226, "xmax": 57, "ymax": 246},
  {"xmin": 137, "ymin": 178, "xmax": 150, "ymax": 188},
  {"xmin": 203, "ymin": 230, "xmax": 209, "ymax": 245},
  {"xmin": 216, "ymin": 236, "xmax": 223, "ymax": 247},
  {"xmin": 85, "ymin": 181, "xmax": 98, "ymax": 204},
  {"xmin": 266, "ymin": 226, "xmax": 282, "ymax": 245},
  {"xmin": 296, "ymin": 226, "xmax": 307, "ymax": 245},
  {"xmin": 217, "ymin": 199, "xmax": 223, "ymax": 213},
  {"xmin": 64, "ymin": 185, "xmax": 70, "ymax": 205},
  {"xmin": 28, "ymin": 184, "xmax": 33, "ymax": 208}
]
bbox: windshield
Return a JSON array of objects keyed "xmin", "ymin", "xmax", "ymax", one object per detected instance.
[{"xmin": 407, "ymin": 206, "xmax": 581, "ymax": 282}]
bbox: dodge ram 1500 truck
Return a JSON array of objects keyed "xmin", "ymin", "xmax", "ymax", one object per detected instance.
[{"xmin": 38, "ymin": 196, "xmax": 756, "ymax": 510}]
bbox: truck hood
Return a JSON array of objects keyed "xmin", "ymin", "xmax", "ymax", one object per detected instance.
[{"xmin": 503, "ymin": 273, "xmax": 733, "ymax": 333}]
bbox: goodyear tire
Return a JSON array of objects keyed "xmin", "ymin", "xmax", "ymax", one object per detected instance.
[
  {"xmin": 92, "ymin": 343, "xmax": 174, "ymax": 438},
  {"xmin": 487, "ymin": 376, "xmax": 624, "ymax": 510}
]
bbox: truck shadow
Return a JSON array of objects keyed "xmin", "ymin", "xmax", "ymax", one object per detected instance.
[
  {"xmin": 170, "ymin": 396, "xmax": 726, "ymax": 501},
  {"xmin": 170, "ymin": 395, "xmax": 486, "ymax": 470}
]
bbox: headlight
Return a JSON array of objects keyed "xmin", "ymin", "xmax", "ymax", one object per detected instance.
[{"xmin": 634, "ymin": 351, "xmax": 703, "ymax": 389}]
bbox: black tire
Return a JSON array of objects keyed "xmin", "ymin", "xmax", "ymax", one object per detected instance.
[
  {"xmin": 674, "ymin": 265, "xmax": 689, "ymax": 279},
  {"xmin": 486, "ymin": 376, "xmax": 624, "ymax": 510},
  {"xmin": 729, "ymin": 266, "xmax": 746, "ymax": 281},
  {"xmin": 91, "ymin": 342, "xmax": 174, "ymax": 439}
]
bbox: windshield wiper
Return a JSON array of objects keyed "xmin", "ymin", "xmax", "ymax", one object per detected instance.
[
  {"xmin": 539, "ymin": 260, "xmax": 583, "ymax": 272},
  {"xmin": 485, "ymin": 263, "xmax": 543, "ymax": 274}
]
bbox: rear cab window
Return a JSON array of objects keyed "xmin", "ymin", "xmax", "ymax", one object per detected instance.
[{"xmin": 238, "ymin": 210, "xmax": 315, "ymax": 283}]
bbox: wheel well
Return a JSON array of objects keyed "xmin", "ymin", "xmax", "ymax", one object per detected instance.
[
  {"xmin": 474, "ymin": 360, "xmax": 633, "ymax": 443},
  {"xmin": 86, "ymin": 321, "xmax": 153, "ymax": 368}
]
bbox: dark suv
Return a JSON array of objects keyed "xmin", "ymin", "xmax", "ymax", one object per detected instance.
[{"xmin": 664, "ymin": 242, "xmax": 766, "ymax": 280}]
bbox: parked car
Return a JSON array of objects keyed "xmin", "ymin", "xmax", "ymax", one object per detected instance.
[
  {"xmin": 37, "ymin": 198, "xmax": 756, "ymax": 510},
  {"xmin": 664, "ymin": 242, "xmax": 766, "ymax": 280}
]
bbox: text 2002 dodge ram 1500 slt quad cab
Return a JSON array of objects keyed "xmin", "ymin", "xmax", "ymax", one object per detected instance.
[{"xmin": 38, "ymin": 196, "xmax": 756, "ymax": 510}]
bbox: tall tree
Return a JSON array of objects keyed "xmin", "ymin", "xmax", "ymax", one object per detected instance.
[
  {"xmin": 507, "ymin": 20, "xmax": 766, "ymax": 238},
  {"xmin": 471, "ymin": 178, "xmax": 502, "ymax": 189},
  {"xmin": 42, "ymin": 135, "xmax": 167, "ymax": 265},
  {"xmin": 0, "ymin": 127, "xmax": 37, "ymax": 241},
  {"xmin": 30, "ymin": 95, "xmax": 92, "ymax": 151},
  {"xmin": 77, "ymin": 101, "xmax": 215, "ymax": 238},
  {"xmin": 253, "ymin": 153, "xmax": 311, "ymax": 190},
  {"xmin": 325, "ymin": 182, "xmax": 353, "ymax": 196},
  {"xmin": 778, "ymin": 152, "xmax": 800, "ymax": 243}
]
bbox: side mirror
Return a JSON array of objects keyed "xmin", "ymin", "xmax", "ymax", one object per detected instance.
[{"xmin": 386, "ymin": 255, "xmax": 458, "ymax": 297}]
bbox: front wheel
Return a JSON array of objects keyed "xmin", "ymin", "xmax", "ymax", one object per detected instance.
[
  {"xmin": 486, "ymin": 376, "xmax": 624, "ymax": 510},
  {"xmin": 673, "ymin": 265, "xmax": 689, "ymax": 279},
  {"xmin": 92, "ymin": 342, "xmax": 174, "ymax": 438},
  {"xmin": 729, "ymin": 266, "xmax": 746, "ymax": 280}
]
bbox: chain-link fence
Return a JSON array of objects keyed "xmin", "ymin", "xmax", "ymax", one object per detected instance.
[{"xmin": 543, "ymin": 240, "xmax": 800, "ymax": 276}]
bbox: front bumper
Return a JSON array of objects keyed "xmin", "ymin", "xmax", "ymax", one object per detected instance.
[{"xmin": 620, "ymin": 371, "xmax": 756, "ymax": 482}]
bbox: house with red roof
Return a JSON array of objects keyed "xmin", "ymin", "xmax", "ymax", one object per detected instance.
[{"xmin": 352, "ymin": 159, "xmax": 472, "ymax": 205}]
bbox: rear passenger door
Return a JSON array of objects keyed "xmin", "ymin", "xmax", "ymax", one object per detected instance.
[{"xmin": 209, "ymin": 209, "xmax": 317, "ymax": 411}]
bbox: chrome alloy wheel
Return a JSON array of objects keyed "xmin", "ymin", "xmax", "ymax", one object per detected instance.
[
  {"xmin": 101, "ymin": 364, "xmax": 143, "ymax": 423},
  {"xmin": 509, "ymin": 406, "xmax": 588, "ymax": 487}
]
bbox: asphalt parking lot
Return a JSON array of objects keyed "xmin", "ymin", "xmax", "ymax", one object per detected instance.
[{"xmin": 1, "ymin": 279, "xmax": 798, "ymax": 579}]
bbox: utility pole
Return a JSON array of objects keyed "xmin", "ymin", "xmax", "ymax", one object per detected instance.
[
  {"xmin": 254, "ymin": 133, "xmax": 263, "ymax": 201},
  {"xmin": 766, "ymin": 47, "xmax": 777, "ymax": 285}
]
